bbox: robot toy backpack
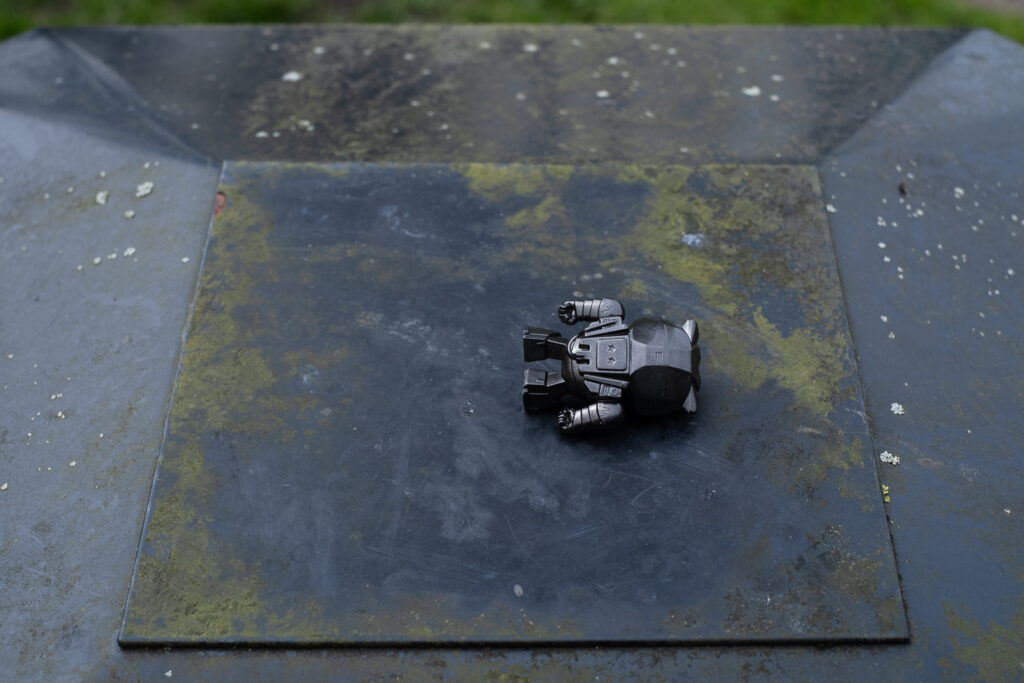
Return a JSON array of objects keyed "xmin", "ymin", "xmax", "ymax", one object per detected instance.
[{"xmin": 522, "ymin": 298, "xmax": 701, "ymax": 434}]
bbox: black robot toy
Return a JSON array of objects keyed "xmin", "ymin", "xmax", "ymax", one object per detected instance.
[{"xmin": 522, "ymin": 298, "xmax": 701, "ymax": 434}]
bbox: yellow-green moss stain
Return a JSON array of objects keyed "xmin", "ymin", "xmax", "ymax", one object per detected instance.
[
  {"xmin": 123, "ymin": 167, "xmax": 344, "ymax": 641},
  {"xmin": 459, "ymin": 163, "xmax": 573, "ymax": 202},
  {"xmin": 941, "ymin": 601, "xmax": 1024, "ymax": 683},
  {"xmin": 623, "ymin": 164, "xmax": 850, "ymax": 417},
  {"xmin": 458, "ymin": 163, "xmax": 581, "ymax": 268},
  {"xmin": 131, "ymin": 439, "xmax": 264, "ymax": 639}
]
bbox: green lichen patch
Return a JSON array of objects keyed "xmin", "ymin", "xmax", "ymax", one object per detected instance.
[
  {"xmin": 941, "ymin": 601, "xmax": 1024, "ymax": 683},
  {"xmin": 622, "ymin": 164, "xmax": 854, "ymax": 421},
  {"xmin": 458, "ymin": 163, "xmax": 573, "ymax": 202}
]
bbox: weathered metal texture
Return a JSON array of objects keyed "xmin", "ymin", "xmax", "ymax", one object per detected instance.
[
  {"xmin": 0, "ymin": 23, "xmax": 1021, "ymax": 682},
  {"xmin": 820, "ymin": 30, "xmax": 1024, "ymax": 680},
  {"xmin": 51, "ymin": 25, "xmax": 958, "ymax": 165},
  {"xmin": 120, "ymin": 161, "xmax": 901, "ymax": 644},
  {"xmin": 0, "ymin": 36, "xmax": 219, "ymax": 679}
]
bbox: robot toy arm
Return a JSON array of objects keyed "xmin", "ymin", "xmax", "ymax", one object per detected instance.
[
  {"xmin": 557, "ymin": 402, "xmax": 625, "ymax": 434},
  {"xmin": 558, "ymin": 298, "xmax": 625, "ymax": 325}
]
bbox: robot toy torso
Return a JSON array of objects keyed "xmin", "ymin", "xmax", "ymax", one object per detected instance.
[{"xmin": 522, "ymin": 298, "xmax": 701, "ymax": 433}]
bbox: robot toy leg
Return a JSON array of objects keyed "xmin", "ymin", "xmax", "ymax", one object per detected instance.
[
  {"xmin": 523, "ymin": 327, "xmax": 569, "ymax": 362},
  {"xmin": 522, "ymin": 368, "xmax": 569, "ymax": 412}
]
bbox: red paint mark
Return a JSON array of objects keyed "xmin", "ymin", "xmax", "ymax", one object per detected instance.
[{"xmin": 213, "ymin": 191, "xmax": 227, "ymax": 217}]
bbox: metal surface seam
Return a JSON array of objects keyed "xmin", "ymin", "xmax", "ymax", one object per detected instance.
[{"xmin": 116, "ymin": 160, "xmax": 229, "ymax": 645}]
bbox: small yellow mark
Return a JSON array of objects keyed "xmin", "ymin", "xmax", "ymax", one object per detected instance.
[{"xmin": 881, "ymin": 484, "xmax": 891, "ymax": 502}]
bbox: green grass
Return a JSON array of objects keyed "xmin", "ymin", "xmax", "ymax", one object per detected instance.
[{"xmin": 3, "ymin": 0, "xmax": 1023, "ymax": 43}]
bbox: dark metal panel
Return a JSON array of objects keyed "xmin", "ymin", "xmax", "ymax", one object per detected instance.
[
  {"xmin": 0, "ymin": 41, "xmax": 220, "ymax": 679},
  {"xmin": 54, "ymin": 26, "xmax": 961, "ymax": 164},
  {"xmin": 821, "ymin": 30, "xmax": 1024, "ymax": 682},
  {"xmin": 0, "ymin": 30, "xmax": 209, "ymax": 164},
  {"xmin": 120, "ymin": 161, "xmax": 902, "ymax": 645}
]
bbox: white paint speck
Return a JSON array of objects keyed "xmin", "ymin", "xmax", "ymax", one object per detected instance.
[
  {"xmin": 634, "ymin": 31, "xmax": 645, "ymax": 39},
  {"xmin": 879, "ymin": 451, "xmax": 900, "ymax": 465},
  {"xmin": 890, "ymin": 402, "xmax": 905, "ymax": 415},
  {"xmin": 1008, "ymin": 268, "xmax": 1016, "ymax": 276},
  {"xmin": 281, "ymin": 71, "xmax": 304, "ymax": 82},
  {"xmin": 124, "ymin": 247, "xmax": 136, "ymax": 257},
  {"xmin": 523, "ymin": 43, "xmax": 538, "ymax": 53},
  {"xmin": 135, "ymin": 181, "xmax": 154, "ymax": 198},
  {"xmin": 124, "ymin": 210, "xmax": 135, "ymax": 219},
  {"xmin": 680, "ymin": 233, "xmax": 707, "ymax": 248},
  {"xmin": 515, "ymin": 92, "xmax": 526, "ymax": 101},
  {"xmin": 165, "ymin": 671, "xmax": 172, "ymax": 678},
  {"xmin": 513, "ymin": 584, "xmax": 524, "ymax": 597},
  {"xmin": 69, "ymin": 460, "xmax": 76, "ymax": 467},
  {"xmin": 826, "ymin": 203, "xmax": 837, "ymax": 213},
  {"xmin": 880, "ymin": 315, "xmax": 888, "ymax": 322},
  {"xmin": 92, "ymin": 257, "xmax": 102, "ymax": 265},
  {"xmin": 478, "ymin": 41, "xmax": 491, "ymax": 50},
  {"xmin": 741, "ymin": 86, "xmax": 762, "ymax": 97},
  {"xmin": 596, "ymin": 90, "xmax": 610, "ymax": 98},
  {"xmin": 607, "ymin": 56, "xmax": 620, "ymax": 65},
  {"xmin": 954, "ymin": 187, "xmax": 965, "ymax": 198},
  {"xmin": 313, "ymin": 46, "xmax": 325, "ymax": 55},
  {"xmin": 769, "ymin": 94, "xmax": 780, "ymax": 102},
  {"xmin": 255, "ymin": 131, "xmax": 269, "ymax": 138},
  {"xmin": 771, "ymin": 74, "xmax": 784, "ymax": 82},
  {"xmin": 95, "ymin": 190, "xmax": 108, "ymax": 206},
  {"xmin": 1, "ymin": 482, "xmax": 7, "ymax": 492},
  {"xmin": 66, "ymin": 186, "xmax": 74, "ymax": 194},
  {"xmin": 297, "ymin": 119, "xmax": 315, "ymax": 132},
  {"xmin": 878, "ymin": 242, "xmax": 886, "ymax": 249},
  {"xmin": 181, "ymin": 257, "xmax": 191, "ymax": 264}
]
